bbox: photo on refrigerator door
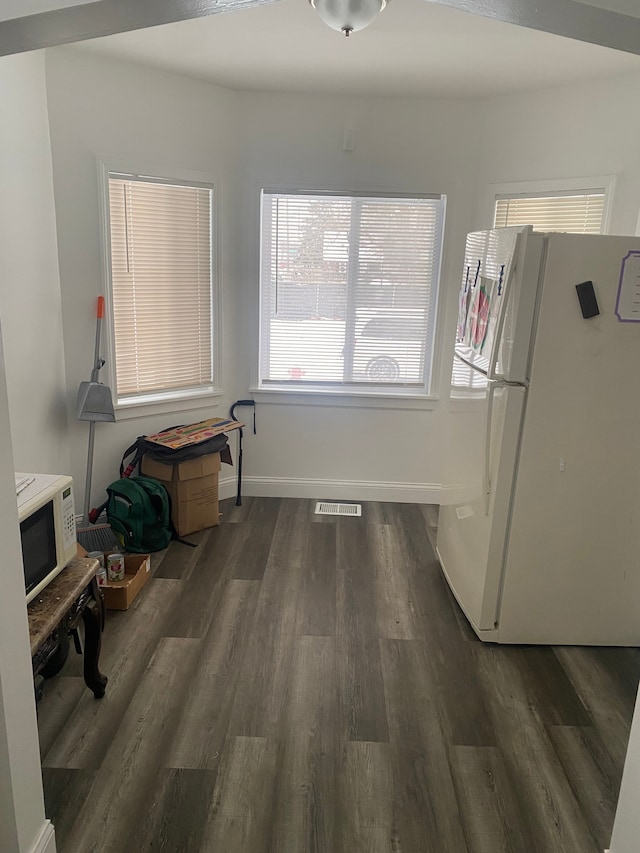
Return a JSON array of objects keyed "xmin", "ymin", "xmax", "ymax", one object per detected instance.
[
  {"xmin": 468, "ymin": 275, "xmax": 500, "ymax": 354},
  {"xmin": 457, "ymin": 231, "xmax": 490, "ymax": 347}
]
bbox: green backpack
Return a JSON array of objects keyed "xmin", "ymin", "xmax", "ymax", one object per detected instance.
[{"xmin": 106, "ymin": 475, "xmax": 172, "ymax": 553}]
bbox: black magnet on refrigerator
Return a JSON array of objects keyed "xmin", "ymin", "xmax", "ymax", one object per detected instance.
[{"xmin": 575, "ymin": 280, "xmax": 600, "ymax": 319}]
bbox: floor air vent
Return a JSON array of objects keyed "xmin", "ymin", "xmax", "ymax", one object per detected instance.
[{"xmin": 315, "ymin": 502, "xmax": 362, "ymax": 517}]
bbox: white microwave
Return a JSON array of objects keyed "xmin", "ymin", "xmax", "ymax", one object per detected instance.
[{"xmin": 17, "ymin": 473, "xmax": 77, "ymax": 603}]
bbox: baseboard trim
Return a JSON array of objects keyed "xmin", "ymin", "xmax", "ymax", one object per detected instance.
[
  {"xmin": 30, "ymin": 820, "xmax": 56, "ymax": 853},
  {"xmin": 218, "ymin": 475, "xmax": 441, "ymax": 504}
]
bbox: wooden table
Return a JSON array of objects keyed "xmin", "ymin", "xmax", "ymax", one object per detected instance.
[{"xmin": 28, "ymin": 557, "xmax": 108, "ymax": 699}]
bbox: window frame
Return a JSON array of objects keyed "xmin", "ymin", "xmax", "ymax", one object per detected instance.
[
  {"xmin": 98, "ymin": 160, "xmax": 222, "ymax": 420},
  {"xmin": 256, "ymin": 187, "xmax": 446, "ymax": 402},
  {"xmin": 484, "ymin": 175, "xmax": 615, "ymax": 234}
]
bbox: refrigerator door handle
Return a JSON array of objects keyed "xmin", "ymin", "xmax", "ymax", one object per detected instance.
[
  {"xmin": 483, "ymin": 380, "xmax": 525, "ymax": 515},
  {"xmin": 483, "ymin": 383, "xmax": 498, "ymax": 515}
]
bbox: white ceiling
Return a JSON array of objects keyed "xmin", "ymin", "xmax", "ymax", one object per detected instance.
[{"xmin": 68, "ymin": 0, "xmax": 640, "ymax": 99}]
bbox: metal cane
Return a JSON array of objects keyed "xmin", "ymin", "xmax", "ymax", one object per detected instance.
[{"xmin": 229, "ymin": 400, "xmax": 256, "ymax": 506}]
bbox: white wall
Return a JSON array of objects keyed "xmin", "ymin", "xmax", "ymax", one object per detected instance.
[
  {"xmin": 232, "ymin": 91, "xmax": 479, "ymax": 499},
  {"xmin": 473, "ymin": 70, "xmax": 640, "ymax": 235},
  {"xmin": 45, "ymin": 48, "xmax": 239, "ymax": 511},
  {"xmin": 45, "ymin": 48, "xmax": 481, "ymax": 507},
  {"xmin": 0, "ymin": 330, "xmax": 52, "ymax": 853},
  {"xmin": 0, "ymin": 51, "xmax": 57, "ymax": 853},
  {"xmin": 0, "ymin": 50, "xmax": 69, "ymax": 474}
]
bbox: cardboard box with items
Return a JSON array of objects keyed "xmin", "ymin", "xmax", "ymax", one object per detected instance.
[
  {"xmin": 139, "ymin": 416, "xmax": 243, "ymax": 536},
  {"xmin": 80, "ymin": 545, "xmax": 152, "ymax": 611},
  {"xmin": 101, "ymin": 553, "xmax": 152, "ymax": 610},
  {"xmin": 141, "ymin": 452, "xmax": 222, "ymax": 536}
]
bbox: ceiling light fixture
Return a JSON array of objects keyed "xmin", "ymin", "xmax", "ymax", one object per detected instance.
[{"xmin": 309, "ymin": 0, "xmax": 387, "ymax": 37}]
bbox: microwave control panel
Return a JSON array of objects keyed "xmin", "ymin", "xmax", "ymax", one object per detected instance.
[{"xmin": 61, "ymin": 484, "xmax": 76, "ymax": 550}]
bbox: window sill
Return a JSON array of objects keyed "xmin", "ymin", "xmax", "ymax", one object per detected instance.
[
  {"xmin": 114, "ymin": 389, "xmax": 223, "ymax": 421},
  {"xmin": 250, "ymin": 387, "xmax": 438, "ymax": 410}
]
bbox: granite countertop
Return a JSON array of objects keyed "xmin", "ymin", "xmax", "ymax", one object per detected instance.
[{"xmin": 28, "ymin": 557, "xmax": 99, "ymax": 654}]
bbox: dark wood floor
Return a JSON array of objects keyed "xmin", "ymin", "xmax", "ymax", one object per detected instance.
[{"xmin": 37, "ymin": 498, "xmax": 640, "ymax": 853}]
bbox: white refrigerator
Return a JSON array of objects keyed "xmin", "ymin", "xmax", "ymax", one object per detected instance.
[{"xmin": 436, "ymin": 226, "xmax": 640, "ymax": 645}]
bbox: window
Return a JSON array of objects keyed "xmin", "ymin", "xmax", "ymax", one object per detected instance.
[
  {"xmin": 494, "ymin": 189, "xmax": 605, "ymax": 233},
  {"xmin": 259, "ymin": 190, "xmax": 445, "ymax": 395},
  {"xmin": 105, "ymin": 171, "xmax": 215, "ymax": 408}
]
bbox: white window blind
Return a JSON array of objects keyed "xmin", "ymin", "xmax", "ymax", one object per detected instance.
[
  {"xmin": 107, "ymin": 174, "xmax": 214, "ymax": 402},
  {"xmin": 260, "ymin": 191, "xmax": 445, "ymax": 393},
  {"xmin": 494, "ymin": 190, "xmax": 605, "ymax": 233}
]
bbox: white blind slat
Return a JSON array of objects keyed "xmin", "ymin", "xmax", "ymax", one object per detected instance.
[
  {"xmin": 108, "ymin": 176, "xmax": 214, "ymax": 399},
  {"xmin": 494, "ymin": 191, "xmax": 605, "ymax": 234}
]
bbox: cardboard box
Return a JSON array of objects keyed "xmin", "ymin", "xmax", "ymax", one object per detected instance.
[
  {"xmin": 145, "ymin": 418, "xmax": 242, "ymax": 451},
  {"xmin": 141, "ymin": 452, "xmax": 221, "ymax": 536},
  {"xmin": 102, "ymin": 553, "xmax": 152, "ymax": 610}
]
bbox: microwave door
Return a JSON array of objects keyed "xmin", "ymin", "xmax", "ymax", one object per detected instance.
[{"xmin": 21, "ymin": 501, "xmax": 57, "ymax": 599}]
